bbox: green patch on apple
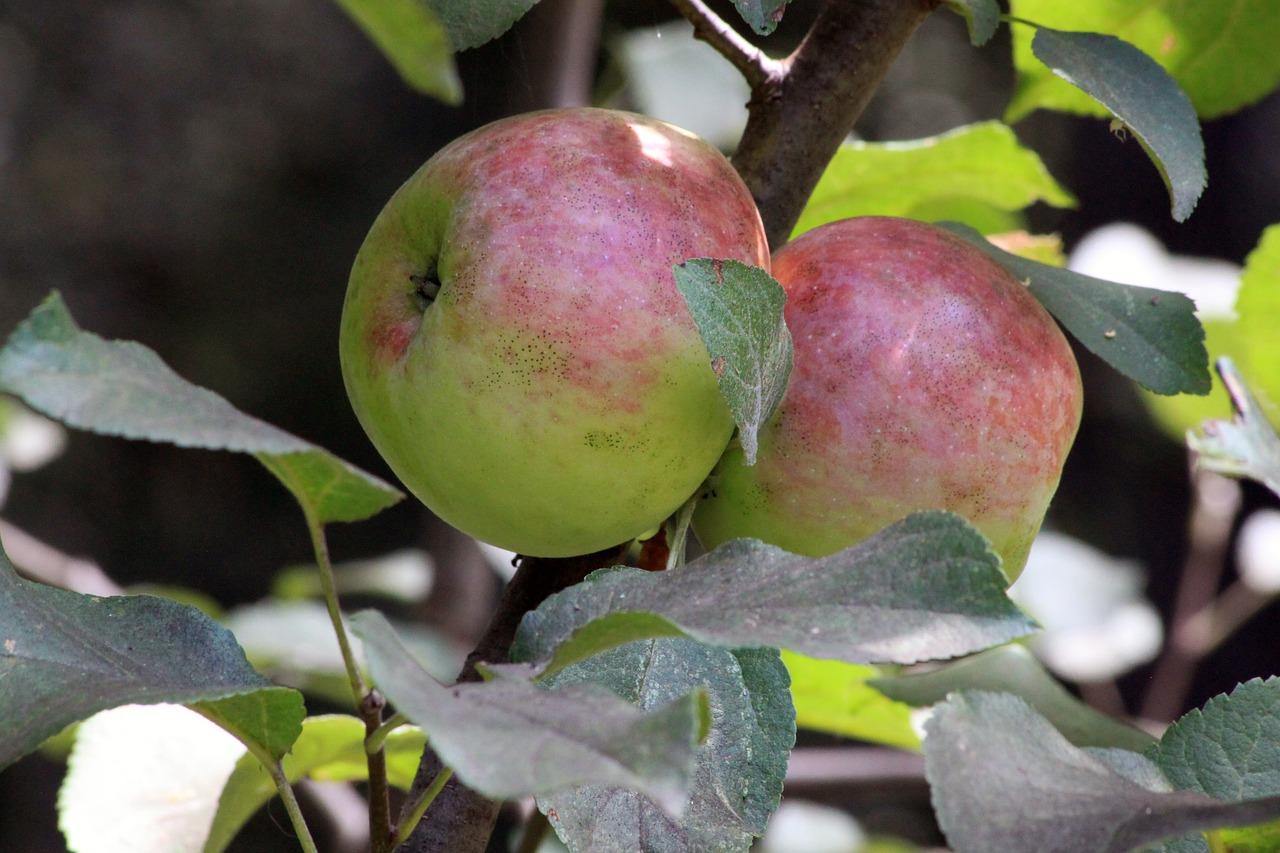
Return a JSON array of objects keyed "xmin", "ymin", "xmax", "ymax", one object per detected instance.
[{"xmin": 340, "ymin": 107, "xmax": 769, "ymax": 557}]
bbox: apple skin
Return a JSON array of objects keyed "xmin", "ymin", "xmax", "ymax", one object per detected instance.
[
  {"xmin": 340, "ymin": 108, "xmax": 769, "ymax": 557},
  {"xmin": 692, "ymin": 217, "xmax": 1082, "ymax": 580}
]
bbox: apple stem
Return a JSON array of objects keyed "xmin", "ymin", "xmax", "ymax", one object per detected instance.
[{"xmin": 411, "ymin": 271, "xmax": 441, "ymax": 306}]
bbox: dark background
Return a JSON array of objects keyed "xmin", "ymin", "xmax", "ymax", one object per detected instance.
[{"xmin": 2, "ymin": 1, "xmax": 1279, "ymax": 850}]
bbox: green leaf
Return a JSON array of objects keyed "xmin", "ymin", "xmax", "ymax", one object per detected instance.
[
  {"xmin": 1148, "ymin": 678, "xmax": 1280, "ymax": 853},
  {"xmin": 205, "ymin": 714, "xmax": 426, "ymax": 853},
  {"xmin": 350, "ymin": 610, "xmax": 706, "ymax": 815},
  {"xmin": 422, "ymin": 0, "xmax": 540, "ymax": 51},
  {"xmin": 925, "ymin": 691, "xmax": 1280, "ymax": 853},
  {"xmin": 940, "ymin": 222, "xmax": 1210, "ymax": 396},
  {"xmin": 0, "ymin": 292, "xmax": 402, "ymax": 524},
  {"xmin": 1235, "ymin": 224, "xmax": 1280, "ymax": 412},
  {"xmin": 732, "ymin": 0, "xmax": 790, "ymax": 35},
  {"xmin": 1008, "ymin": 0, "xmax": 1280, "ymax": 121},
  {"xmin": 794, "ymin": 122, "xmax": 1075, "ymax": 238},
  {"xmin": 0, "ymin": 546, "xmax": 303, "ymax": 771},
  {"xmin": 1027, "ymin": 28, "xmax": 1205, "ymax": 222},
  {"xmin": 872, "ymin": 644, "xmax": 1154, "ymax": 752},
  {"xmin": 945, "ymin": 0, "xmax": 1002, "ymax": 46},
  {"xmin": 513, "ymin": 511, "xmax": 1034, "ymax": 676},
  {"xmin": 331, "ymin": 0, "xmax": 462, "ymax": 103},
  {"xmin": 674, "ymin": 259, "xmax": 792, "ymax": 465},
  {"xmin": 1189, "ymin": 358, "xmax": 1280, "ymax": 499},
  {"xmin": 782, "ymin": 651, "xmax": 919, "ymax": 750},
  {"xmin": 538, "ymin": 641, "xmax": 793, "ymax": 852}
]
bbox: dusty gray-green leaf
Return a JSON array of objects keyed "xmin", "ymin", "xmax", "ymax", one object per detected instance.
[
  {"xmin": 794, "ymin": 122, "xmax": 1074, "ymax": 238},
  {"xmin": 940, "ymin": 222, "xmax": 1210, "ymax": 396},
  {"xmin": 945, "ymin": 0, "xmax": 1001, "ymax": 45},
  {"xmin": 513, "ymin": 510, "xmax": 1033, "ymax": 676},
  {"xmin": 871, "ymin": 644, "xmax": 1154, "ymax": 752},
  {"xmin": 350, "ymin": 610, "xmax": 705, "ymax": 815},
  {"xmin": 331, "ymin": 0, "xmax": 462, "ymax": 102},
  {"xmin": 423, "ymin": 0, "xmax": 540, "ymax": 51},
  {"xmin": 0, "ymin": 546, "xmax": 303, "ymax": 771},
  {"xmin": 1189, "ymin": 358, "xmax": 1280, "ymax": 499},
  {"xmin": 732, "ymin": 0, "xmax": 789, "ymax": 35},
  {"xmin": 539, "ymin": 641, "xmax": 793, "ymax": 852},
  {"xmin": 1147, "ymin": 677, "xmax": 1280, "ymax": 853},
  {"xmin": 1029, "ymin": 28, "xmax": 1205, "ymax": 222},
  {"xmin": 0, "ymin": 292, "xmax": 402, "ymax": 524},
  {"xmin": 674, "ymin": 259, "xmax": 791, "ymax": 465},
  {"xmin": 925, "ymin": 691, "xmax": 1280, "ymax": 853}
]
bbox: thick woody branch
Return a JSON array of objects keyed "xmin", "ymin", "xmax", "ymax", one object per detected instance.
[{"xmin": 730, "ymin": 0, "xmax": 942, "ymax": 247}]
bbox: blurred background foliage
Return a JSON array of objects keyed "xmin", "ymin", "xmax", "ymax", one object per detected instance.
[{"xmin": 3, "ymin": 0, "xmax": 1280, "ymax": 850}]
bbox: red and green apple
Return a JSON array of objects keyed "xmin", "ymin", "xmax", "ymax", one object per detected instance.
[
  {"xmin": 693, "ymin": 216, "xmax": 1083, "ymax": 580},
  {"xmin": 340, "ymin": 108, "xmax": 769, "ymax": 557}
]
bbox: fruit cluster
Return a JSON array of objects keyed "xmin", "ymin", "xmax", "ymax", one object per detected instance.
[{"xmin": 340, "ymin": 108, "xmax": 1082, "ymax": 578}]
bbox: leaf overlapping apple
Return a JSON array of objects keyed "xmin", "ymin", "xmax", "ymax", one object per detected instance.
[{"xmin": 340, "ymin": 108, "xmax": 1082, "ymax": 573}]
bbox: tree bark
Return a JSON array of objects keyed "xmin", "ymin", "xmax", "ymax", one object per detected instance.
[{"xmin": 731, "ymin": 0, "xmax": 942, "ymax": 247}]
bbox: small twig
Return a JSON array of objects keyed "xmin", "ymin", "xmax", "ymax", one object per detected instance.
[
  {"xmin": 1140, "ymin": 469, "xmax": 1242, "ymax": 722},
  {"xmin": 305, "ymin": 514, "xmax": 367, "ymax": 705},
  {"xmin": 668, "ymin": 0, "xmax": 779, "ymax": 87},
  {"xmin": 366, "ymin": 712, "xmax": 410, "ymax": 755},
  {"xmin": 0, "ymin": 518, "xmax": 123, "ymax": 596},
  {"xmin": 1175, "ymin": 579, "xmax": 1274, "ymax": 659},
  {"xmin": 361, "ymin": 690, "xmax": 394, "ymax": 853}
]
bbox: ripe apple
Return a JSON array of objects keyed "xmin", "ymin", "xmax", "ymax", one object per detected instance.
[
  {"xmin": 692, "ymin": 217, "xmax": 1082, "ymax": 580},
  {"xmin": 340, "ymin": 108, "xmax": 769, "ymax": 557}
]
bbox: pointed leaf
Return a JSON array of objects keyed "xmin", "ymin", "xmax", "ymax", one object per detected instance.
[
  {"xmin": 1028, "ymin": 28, "xmax": 1204, "ymax": 222},
  {"xmin": 945, "ymin": 0, "xmax": 1002, "ymax": 46},
  {"xmin": 1149, "ymin": 678, "xmax": 1280, "ymax": 853},
  {"xmin": 514, "ymin": 510, "xmax": 1034, "ymax": 676},
  {"xmin": 331, "ymin": 0, "xmax": 462, "ymax": 102},
  {"xmin": 350, "ymin": 610, "xmax": 705, "ymax": 815},
  {"xmin": 941, "ymin": 222, "xmax": 1210, "ymax": 396},
  {"xmin": 795, "ymin": 122, "xmax": 1075, "ymax": 238},
  {"xmin": 423, "ymin": 0, "xmax": 540, "ymax": 51},
  {"xmin": 0, "ymin": 292, "xmax": 402, "ymax": 524},
  {"xmin": 1189, "ymin": 358, "xmax": 1280, "ymax": 499},
  {"xmin": 925, "ymin": 691, "xmax": 1280, "ymax": 853},
  {"xmin": 732, "ymin": 0, "xmax": 790, "ymax": 35},
  {"xmin": 0, "ymin": 547, "xmax": 303, "ymax": 771},
  {"xmin": 674, "ymin": 259, "xmax": 792, "ymax": 465},
  {"xmin": 206, "ymin": 714, "xmax": 426, "ymax": 853},
  {"xmin": 539, "ymin": 641, "xmax": 793, "ymax": 852},
  {"xmin": 872, "ymin": 644, "xmax": 1154, "ymax": 752},
  {"xmin": 1008, "ymin": 0, "xmax": 1280, "ymax": 121}
]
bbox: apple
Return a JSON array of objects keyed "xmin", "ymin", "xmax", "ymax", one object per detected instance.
[
  {"xmin": 340, "ymin": 108, "xmax": 769, "ymax": 557},
  {"xmin": 692, "ymin": 217, "xmax": 1082, "ymax": 580}
]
